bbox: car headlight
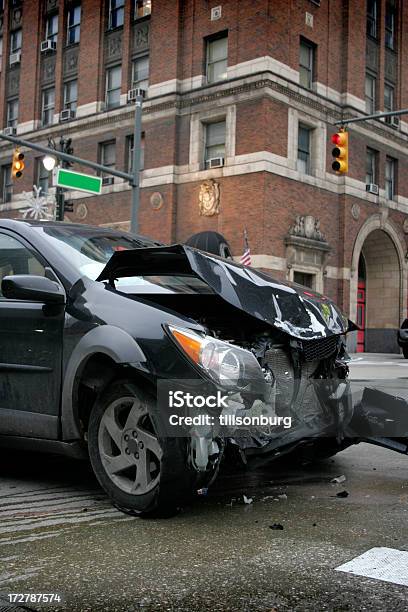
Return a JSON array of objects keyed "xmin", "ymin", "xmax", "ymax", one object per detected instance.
[{"xmin": 167, "ymin": 325, "xmax": 265, "ymax": 391}]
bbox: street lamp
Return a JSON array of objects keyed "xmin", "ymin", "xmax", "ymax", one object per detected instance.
[{"xmin": 43, "ymin": 155, "xmax": 57, "ymax": 171}]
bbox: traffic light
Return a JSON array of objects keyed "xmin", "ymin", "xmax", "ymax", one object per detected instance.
[
  {"xmin": 64, "ymin": 201, "xmax": 74, "ymax": 213},
  {"xmin": 331, "ymin": 129, "xmax": 348, "ymax": 174},
  {"xmin": 12, "ymin": 148, "xmax": 25, "ymax": 179}
]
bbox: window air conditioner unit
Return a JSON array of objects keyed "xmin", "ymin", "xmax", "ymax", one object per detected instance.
[
  {"xmin": 205, "ymin": 157, "xmax": 224, "ymax": 169},
  {"xmin": 366, "ymin": 183, "xmax": 379, "ymax": 195},
  {"xmin": 9, "ymin": 51, "xmax": 21, "ymax": 66},
  {"xmin": 59, "ymin": 109, "xmax": 76, "ymax": 122},
  {"xmin": 391, "ymin": 115, "xmax": 400, "ymax": 128},
  {"xmin": 127, "ymin": 88, "xmax": 145, "ymax": 102},
  {"xmin": 102, "ymin": 176, "xmax": 114, "ymax": 186},
  {"xmin": 40, "ymin": 40, "xmax": 57, "ymax": 53},
  {"xmin": 3, "ymin": 126, "xmax": 16, "ymax": 136}
]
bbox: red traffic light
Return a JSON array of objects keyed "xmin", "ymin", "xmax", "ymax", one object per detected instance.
[
  {"xmin": 331, "ymin": 130, "xmax": 348, "ymax": 174},
  {"xmin": 331, "ymin": 132, "xmax": 347, "ymax": 146}
]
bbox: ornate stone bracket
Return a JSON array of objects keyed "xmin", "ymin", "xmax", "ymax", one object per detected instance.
[{"xmin": 285, "ymin": 215, "xmax": 331, "ymax": 285}]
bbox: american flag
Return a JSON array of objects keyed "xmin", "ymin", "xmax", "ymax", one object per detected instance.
[{"xmin": 240, "ymin": 229, "xmax": 251, "ymax": 266}]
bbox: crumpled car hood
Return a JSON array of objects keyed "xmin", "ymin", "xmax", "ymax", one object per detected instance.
[{"xmin": 97, "ymin": 244, "xmax": 352, "ymax": 340}]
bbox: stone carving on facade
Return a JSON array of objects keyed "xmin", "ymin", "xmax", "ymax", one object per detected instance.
[
  {"xmin": 351, "ymin": 203, "xmax": 360, "ymax": 221},
  {"xmin": 42, "ymin": 56, "xmax": 56, "ymax": 83},
  {"xmin": 150, "ymin": 192, "xmax": 163, "ymax": 210},
  {"xmin": 7, "ymin": 69, "xmax": 20, "ymax": 96},
  {"xmin": 199, "ymin": 179, "xmax": 220, "ymax": 217},
  {"xmin": 133, "ymin": 23, "xmax": 150, "ymax": 53},
  {"xmin": 75, "ymin": 203, "xmax": 88, "ymax": 221},
  {"xmin": 403, "ymin": 218, "xmax": 408, "ymax": 235},
  {"xmin": 385, "ymin": 49, "xmax": 397, "ymax": 83},
  {"xmin": 46, "ymin": 0, "xmax": 58, "ymax": 12},
  {"xmin": 10, "ymin": 8, "xmax": 23, "ymax": 31},
  {"xmin": 289, "ymin": 215, "xmax": 325, "ymax": 242},
  {"xmin": 63, "ymin": 47, "xmax": 79, "ymax": 77},
  {"xmin": 366, "ymin": 38, "xmax": 378, "ymax": 71},
  {"xmin": 105, "ymin": 32, "xmax": 122, "ymax": 62}
]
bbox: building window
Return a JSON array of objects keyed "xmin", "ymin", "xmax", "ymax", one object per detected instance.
[
  {"xmin": 206, "ymin": 35, "xmax": 228, "ymax": 84},
  {"xmin": 42, "ymin": 87, "xmax": 55, "ymax": 126},
  {"xmin": 99, "ymin": 141, "xmax": 116, "ymax": 177},
  {"xmin": 36, "ymin": 159, "xmax": 50, "ymax": 195},
  {"xmin": 105, "ymin": 65, "xmax": 121, "ymax": 109},
  {"xmin": 67, "ymin": 5, "xmax": 81, "ymax": 45},
  {"xmin": 126, "ymin": 133, "xmax": 145, "ymax": 173},
  {"xmin": 0, "ymin": 37, "xmax": 3, "ymax": 67},
  {"xmin": 7, "ymin": 99, "xmax": 18, "ymax": 128},
  {"xmin": 293, "ymin": 271, "xmax": 315, "ymax": 289},
  {"xmin": 365, "ymin": 73, "xmax": 376, "ymax": 114},
  {"xmin": 45, "ymin": 14, "xmax": 58, "ymax": 44},
  {"xmin": 297, "ymin": 125, "xmax": 312, "ymax": 174},
  {"xmin": 1, "ymin": 165, "xmax": 12, "ymax": 203},
  {"xmin": 385, "ymin": 1, "xmax": 396, "ymax": 49},
  {"xmin": 10, "ymin": 29, "xmax": 22, "ymax": 54},
  {"xmin": 63, "ymin": 80, "xmax": 78, "ymax": 111},
  {"xmin": 299, "ymin": 39, "xmax": 315, "ymax": 89},
  {"xmin": 367, "ymin": 0, "xmax": 378, "ymax": 38},
  {"xmin": 385, "ymin": 157, "xmax": 396, "ymax": 200},
  {"xmin": 384, "ymin": 82, "xmax": 394, "ymax": 113},
  {"xmin": 135, "ymin": 0, "xmax": 151, "ymax": 18},
  {"xmin": 132, "ymin": 56, "xmax": 149, "ymax": 91},
  {"xmin": 366, "ymin": 148, "xmax": 377, "ymax": 184},
  {"xmin": 204, "ymin": 121, "xmax": 226, "ymax": 165},
  {"xmin": 109, "ymin": 0, "xmax": 124, "ymax": 29}
]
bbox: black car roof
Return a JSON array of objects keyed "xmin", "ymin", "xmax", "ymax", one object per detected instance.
[{"xmin": 0, "ymin": 218, "xmax": 162, "ymax": 244}]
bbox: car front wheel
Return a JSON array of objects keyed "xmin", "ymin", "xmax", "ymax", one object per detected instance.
[{"xmin": 88, "ymin": 379, "xmax": 195, "ymax": 517}]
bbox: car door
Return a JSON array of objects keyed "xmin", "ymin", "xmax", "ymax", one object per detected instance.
[{"xmin": 0, "ymin": 230, "xmax": 64, "ymax": 439}]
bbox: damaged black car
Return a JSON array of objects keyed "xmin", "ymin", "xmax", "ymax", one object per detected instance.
[{"xmin": 0, "ymin": 219, "xmax": 405, "ymax": 517}]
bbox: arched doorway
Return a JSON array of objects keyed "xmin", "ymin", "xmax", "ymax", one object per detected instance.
[{"xmin": 359, "ymin": 229, "xmax": 401, "ymax": 352}]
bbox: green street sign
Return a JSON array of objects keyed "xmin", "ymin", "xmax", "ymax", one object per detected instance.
[{"xmin": 55, "ymin": 168, "xmax": 102, "ymax": 194}]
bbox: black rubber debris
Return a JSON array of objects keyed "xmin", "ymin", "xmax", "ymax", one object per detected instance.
[
  {"xmin": 336, "ymin": 490, "xmax": 349, "ymax": 498},
  {"xmin": 269, "ymin": 523, "xmax": 284, "ymax": 530}
]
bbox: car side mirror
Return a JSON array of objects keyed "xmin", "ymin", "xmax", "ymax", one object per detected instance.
[{"xmin": 1, "ymin": 275, "xmax": 65, "ymax": 305}]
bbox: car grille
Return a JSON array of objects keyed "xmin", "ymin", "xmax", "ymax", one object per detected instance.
[{"xmin": 301, "ymin": 335, "xmax": 338, "ymax": 362}]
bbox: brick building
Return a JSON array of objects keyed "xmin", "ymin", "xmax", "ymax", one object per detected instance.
[{"xmin": 0, "ymin": 0, "xmax": 407, "ymax": 352}]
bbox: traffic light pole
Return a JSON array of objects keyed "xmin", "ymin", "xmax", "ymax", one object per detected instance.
[
  {"xmin": 0, "ymin": 91, "xmax": 145, "ymax": 231},
  {"xmin": 335, "ymin": 107, "xmax": 408, "ymax": 126},
  {"xmin": 130, "ymin": 90, "xmax": 144, "ymax": 234}
]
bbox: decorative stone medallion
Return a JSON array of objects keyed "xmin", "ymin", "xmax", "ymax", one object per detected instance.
[
  {"xmin": 75, "ymin": 202, "xmax": 88, "ymax": 220},
  {"xmin": 150, "ymin": 192, "xmax": 163, "ymax": 210},
  {"xmin": 403, "ymin": 219, "xmax": 408, "ymax": 234},
  {"xmin": 351, "ymin": 203, "xmax": 360, "ymax": 221}
]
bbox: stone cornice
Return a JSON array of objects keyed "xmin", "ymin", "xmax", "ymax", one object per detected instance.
[{"xmin": 1, "ymin": 72, "xmax": 407, "ymax": 151}]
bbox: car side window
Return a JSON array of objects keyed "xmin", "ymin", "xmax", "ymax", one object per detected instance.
[{"xmin": 0, "ymin": 233, "xmax": 46, "ymax": 298}]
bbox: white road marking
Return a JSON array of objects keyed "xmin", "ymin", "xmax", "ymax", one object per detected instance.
[
  {"xmin": 351, "ymin": 361, "xmax": 408, "ymax": 366},
  {"xmin": 0, "ymin": 485, "xmax": 136, "ymax": 551},
  {"xmin": 335, "ymin": 547, "xmax": 408, "ymax": 587}
]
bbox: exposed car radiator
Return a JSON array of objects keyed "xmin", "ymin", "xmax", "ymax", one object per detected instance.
[
  {"xmin": 301, "ymin": 335, "xmax": 338, "ymax": 362},
  {"xmin": 265, "ymin": 346, "xmax": 322, "ymax": 425}
]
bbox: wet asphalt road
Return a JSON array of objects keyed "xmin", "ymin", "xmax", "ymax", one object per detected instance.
[{"xmin": 1, "ymin": 354, "xmax": 408, "ymax": 611}]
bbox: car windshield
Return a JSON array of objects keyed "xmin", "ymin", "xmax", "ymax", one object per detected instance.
[{"xmin": 35, "ymin": 225, "xmax": 213, "ymax": 295}]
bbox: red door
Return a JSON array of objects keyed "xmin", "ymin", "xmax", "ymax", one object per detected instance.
[{"xmin": 357, "ymin": 281, "xmax": 366, "ymax": 352}]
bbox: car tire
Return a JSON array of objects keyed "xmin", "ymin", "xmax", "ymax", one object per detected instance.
[
  {"xmin": 88, "ymin": 379, "xmax": 196, "ymax": 518},
  {"xmin": 403, "ymin": 347, "xmax": 408, "ymax": 359}
]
